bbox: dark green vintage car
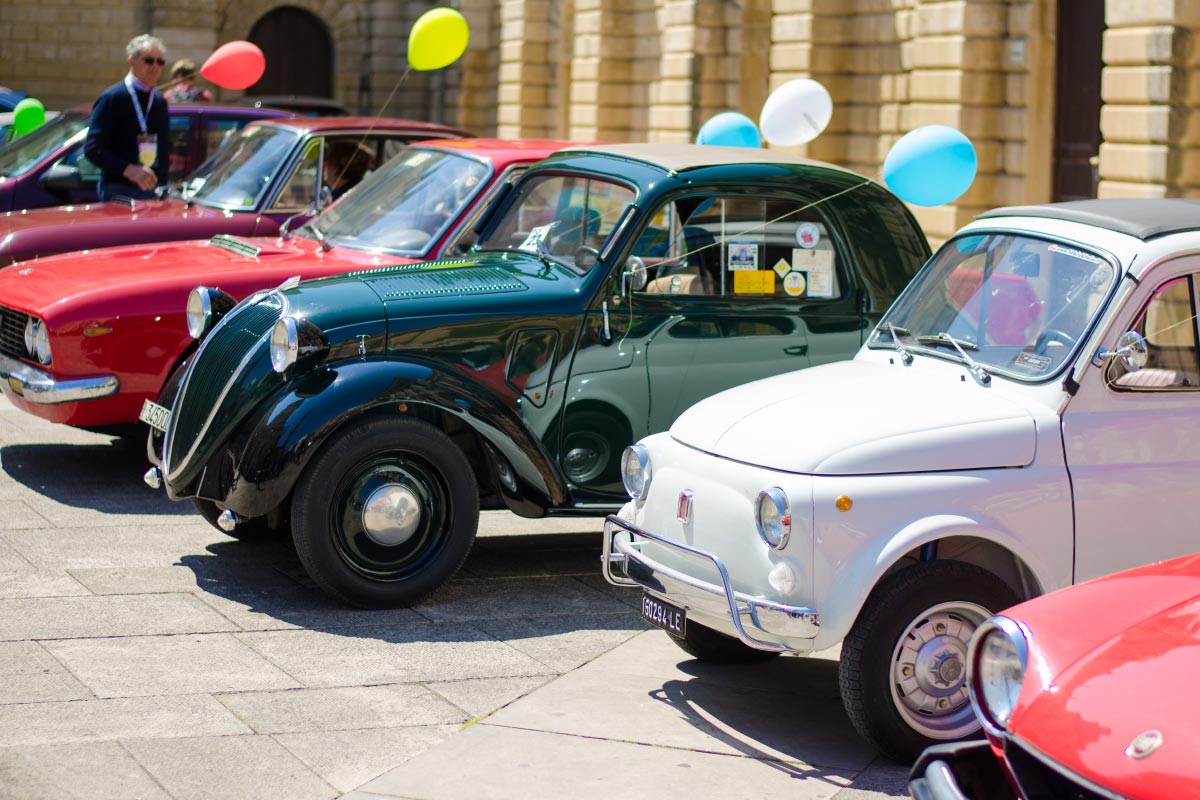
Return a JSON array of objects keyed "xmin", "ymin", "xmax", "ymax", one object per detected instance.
[{"xmin": 145, "ymin": 143, "xmax": 930, "ymax": 607}]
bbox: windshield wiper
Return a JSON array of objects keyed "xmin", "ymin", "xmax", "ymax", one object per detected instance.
[
  {"xmin": 881, "ymin": 323, "xmax": 913, "ymax": 364},
  {"xmin": 916, "ymin": 332, "xmax": 991, "ymax": 384}
]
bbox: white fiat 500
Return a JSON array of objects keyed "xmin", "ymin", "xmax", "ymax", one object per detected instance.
[{"xmin": 603, "ymin": 198, "xmax": 1200, "ymax": 761}]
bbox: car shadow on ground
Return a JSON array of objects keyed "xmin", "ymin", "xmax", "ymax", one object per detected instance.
[{"xmin": 0, "ymin": 440, "xmax": 194, "ymax": 513}]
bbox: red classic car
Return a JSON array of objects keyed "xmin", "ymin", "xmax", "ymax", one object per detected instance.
[
  {"xmin": 0, "ymin": 103, "xmax": 296, "ymax": 212},
  {"xmin": 0, "ymin": 115, "xmax": 472, "ymax": 265},
  {"xmin": 0, "ymin": 139, "xmax": 571, "ymax": 433},
  {"xmin": 909, "ymin": 552, "xmax": 1200, "ymax": 799}
]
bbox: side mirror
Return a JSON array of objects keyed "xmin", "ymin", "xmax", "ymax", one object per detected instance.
[
  {"xmin": 619, "ymin": 256, "xmax": 647, "ymax": 296},
  {"xmin": 1094, "ymin": 330, "xmax": 1149, "ymax": 371},
  {"xmin": 39, "ymin": 164, "xmax": 85, "ymax": 194}
]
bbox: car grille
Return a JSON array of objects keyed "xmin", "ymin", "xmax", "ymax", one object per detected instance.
[
  {"xmin": 1004, "ymin": 738, "xmax": 1124, "ymax": 800},
  {"xmin": 0, "ymin": 305, "xmax": 31, "ymax": 360},
  {"xmin": 165, "ymin": 297, "xmax": 281, "ymax": 474}
]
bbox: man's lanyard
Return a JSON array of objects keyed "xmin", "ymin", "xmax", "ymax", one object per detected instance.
[{"xmin": 123, "ymin": 74, "xmax": 155, "ymax": 134}]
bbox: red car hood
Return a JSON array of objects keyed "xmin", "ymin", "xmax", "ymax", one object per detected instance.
[
  {"xmin": 1007, "ymin": 554, "xmax": 1200, "ymax": 797},
  {"xmin": 0, "ymin": 235, "xmax": 400, "ymax": 321},
  {"xmin": 3, "ymin": 197, "xmax": 194, "ymax": 234}
]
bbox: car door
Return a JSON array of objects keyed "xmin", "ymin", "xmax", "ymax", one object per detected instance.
[{"xmin": 1065, "ymin": 259, "xmax": 1200, "ymax": 583}]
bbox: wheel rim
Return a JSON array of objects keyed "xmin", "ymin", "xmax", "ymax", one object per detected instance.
[
  {"xmin": 562, "ymin": 431, "xmax": 610, "ymax": 484},
  {"xmin": 889, "ymin": 600, "xmax": 990, "ymax": 739},
  {"xmin": 329, "ymin": 451, "xmax": 451, "ymax": 581}
]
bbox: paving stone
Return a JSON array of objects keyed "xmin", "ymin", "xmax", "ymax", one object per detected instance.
[
  {"xmin": 0, "ymin": 695, "xmax": 249, "ymax": 746},
  {"xmin": 469, "ymin": 610, "xmax": 648, "ymax": 672},
  {"xmin": 2, "ymin": 526, "xmax": 221, "ymax": 570},
  {"xmin": 43, "ymin": 633, "xmax": 302, "ymax": 698},
  {"xmin": 424, "ymin": 675, "xmax": 556, "ymax": 719},
  {"xmin": 123, "ymin": 734, "xmax": 337, "ymax": 800},
  {"xmin": 0, "ymin": 499, "xmax": 53, "ymax": 530},
  {"xmin": 0, "ymin": 741, "xmax": 171, "ymax": 799},
  {"xmin": 275, "ymin": 725, "xmax": 459, "ymax": 793},
  {"xmin": 831, "ymin": 758, "xmax": 912, "ymax": 799},
  {"xmin": 0, "ymin": 570, "xmax": 90, "ymax": 599},
  {"xmin": 0, "ymin": 594, "xmax": 239, "ymax": 641},
  {"xmin": 0, "ymin": 641, "xmax": 93, "ymax": 704},
  {"xmin": 413, "ymin": 575, "xmax": 632, "ymax": 622},
  {"xmin": 195, "ymin": 582, "xmax": 426, "ymax": 633},
  {"xmin": 458, "ymin": 530, "xmax": 604, "ymax": 578},
  {"xmin": 216, "ymin": 684, "xmax": 467, "ymax": 734},
  {"xmin": 236, "ymin": 625, "xmax": 555, "ymax": 688}
]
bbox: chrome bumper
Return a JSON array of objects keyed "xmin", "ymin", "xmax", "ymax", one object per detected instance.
[
  {"xmin": 0, "ymin": 352, "xmax": 118, "ymax": 404},
  {"xmin": 602, "ymin": 515, "xmax": 819, "ymax": 651}
]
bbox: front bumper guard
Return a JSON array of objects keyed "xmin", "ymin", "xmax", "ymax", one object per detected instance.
[
  {"xmin": 602, "ymin": 514, "xmax": 819, "ymax": 651},
  {"xmin": 0, "ymin": 352, "xmax": 117, "ymax": 405}
]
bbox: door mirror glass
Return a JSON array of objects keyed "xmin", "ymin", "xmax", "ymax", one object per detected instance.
[
  {"xmin": 1097, "ymin": 330, "xmax": 1149, "ymax": 372},
  {"xmin": 621, "ymin": 256, "xmax": 647, "ymax": 295}
]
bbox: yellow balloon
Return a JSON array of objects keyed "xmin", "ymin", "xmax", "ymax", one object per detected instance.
[{"xmin": 408, "ymin": 8, "xmax": 470, "ymax": 71}]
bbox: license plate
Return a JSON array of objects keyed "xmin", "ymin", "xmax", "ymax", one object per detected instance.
[
  {"xmin": 641, "ymin": 592, "xmax": 685, "ymax": 636},
  {"xmin": 139, "ymin": 399, "xmax": 171, "ymax": 432}
]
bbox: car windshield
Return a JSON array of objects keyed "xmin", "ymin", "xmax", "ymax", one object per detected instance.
[
  {"xmin": 0, "ymin": 113, "xmax": 87, "ymax": 178},
  {"xmin": 873, "ymin": 233, "xmax": 1117, "ymax": 380},
  {"xmin": 187, "ymin": 124, "xmax": 300, "ymax": 211},
  {"xmin": 314, "ymin": 147, "xmax": 491, "ymax": 255},
  {"xmin": 474, "ymin": 172, "xmax": 636, "ymax": 272}
]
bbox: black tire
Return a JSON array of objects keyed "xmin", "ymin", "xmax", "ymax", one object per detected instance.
[
  {"xmin": 291, "ymin": 416, "xmax": 479, "ymax": 608},
  {"xmin": 191, "ymin": 498, "xmax": 277, "ymax": 539},
  {"xmin": 668, "ymin": 620, "xmax": 780, "ymax": 664},
  {"xmin": 838, "ymin": 561, "xmax": 1020, "ymax": 762},
  {"xmin": 559, "ymin": 409, "xmax": 630, "ymax": 490}
]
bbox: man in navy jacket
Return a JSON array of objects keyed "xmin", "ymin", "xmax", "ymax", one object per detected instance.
[{"xmin": 85, "ymin": 34, "xmax": 171, "ymax": 201}]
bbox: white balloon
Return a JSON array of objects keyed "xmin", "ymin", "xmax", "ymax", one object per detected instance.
[{"xmin": 759, "ymin": 79, "xmax": 833, "ymax": 146}]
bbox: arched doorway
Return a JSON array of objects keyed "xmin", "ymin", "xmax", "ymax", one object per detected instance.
[
  {"xmin": 1052, "ymin": 0, "xmax": 1105, "ymax": 201},
  {"xmin": 248, "ymin": 7, "xmax": 334, "ymax": 98}
]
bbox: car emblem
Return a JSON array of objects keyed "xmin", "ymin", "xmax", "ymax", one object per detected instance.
[
  {"xmin": 1125, "ymin": 730, "xmax": 1163, "ymax": 759},
  {"xmin": 676, "ymin": 490, "xmax": 693, "ymax": 523}
]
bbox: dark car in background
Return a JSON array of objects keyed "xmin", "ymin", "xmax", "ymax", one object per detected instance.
[
  {"xmin": 0, "ymin": 103, "xmax": 295, "ymax": 212},
  {"xmin": 147, "ymin": 142, "xmax": 930, "ymax": 610},
  {"xmin": 240, "ymin": 96, "xmax": 350, "ymax": 117},
  {"xmin": 0, "ymin": 115, "xmax": 473, "ymax": 265}
]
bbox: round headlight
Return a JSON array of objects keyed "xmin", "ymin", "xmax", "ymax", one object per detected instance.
[
  {"xmin": 754, "ymin": 488, "xmax": 791, "ymax": 548},
  {"xmin": 270, "ymin": 317, "xmax": 298, "ymax": 373},
  {"xmin": 23, "ymin": 317, "xmax": 37, "ymax": 356},
  {"xmin": 33, "ymin": 320, "xmax": 50, "ymax": 364},
  {"xmin": 186, "ymin": 288, "xmax": 212, "ymax": 340},
  {"xmin": 969, "ymin": 617, "xmax": 1028, "ymax": 733},
  {"xmin": 620, "ymin": 444, "xmax": 651, "ymax": 500}
]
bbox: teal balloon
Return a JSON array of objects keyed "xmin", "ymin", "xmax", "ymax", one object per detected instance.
[
  {"xmin": 12, "ymin": 98, "xmax": 45, "ymax": 137},
  {"xmin": 883, "ymin": 125, "xmax": 977, "ymax": 206},
  {"xmin": 696, "ymin": 112, "xmax": 761, "ymax": 148}
]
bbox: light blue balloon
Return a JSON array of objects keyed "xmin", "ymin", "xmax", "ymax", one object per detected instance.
[
  {"xmin": 696, "ymin": 112, "xmax": 761, "ymax": 148},
  {"xmin": 883, "ymin": 125, "xmax": 977, "ymax": 206}
]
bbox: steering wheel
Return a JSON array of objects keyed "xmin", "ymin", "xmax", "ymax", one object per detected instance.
[{"xmin": 1034, "ymin": 329, "xmax": 1077, "ymax": 354}]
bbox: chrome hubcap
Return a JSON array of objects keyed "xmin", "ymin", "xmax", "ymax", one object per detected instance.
[{"xmin": 361, "ymin": 484, "xmax": 421, "ymax": 546}]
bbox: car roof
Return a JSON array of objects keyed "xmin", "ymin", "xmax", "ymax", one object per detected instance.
[
  {"xmin": 418, "ymin": 138, "xmax": 580, "ymax": 159},
  {"xmin": 977, "ymin": 199, "xmax": 1200, "ymax": 242},
  {"xmin": 558, "ymin": 142, "xmax": 848, "ymax": 175},
  {"xmin": 65, "ymin": 102, "xmax": 295, "ymax": 120},
  {"xmin": 261, "ymin": 116, "xmax": 474, "ymax": 138}
]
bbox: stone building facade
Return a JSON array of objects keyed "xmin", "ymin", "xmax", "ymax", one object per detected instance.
[{"xmin": 0, "ymin": 0, "xmax": 1194, "ymax": 241}]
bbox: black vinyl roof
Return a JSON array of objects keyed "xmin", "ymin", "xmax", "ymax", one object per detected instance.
[{"xmin": 977, "ymin": 198, "xmax": 1200, "ymax": 241}]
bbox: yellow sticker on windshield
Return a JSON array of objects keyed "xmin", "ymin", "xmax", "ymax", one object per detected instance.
[{"xmin": 734, "ymin": 270, "xmax": 774, "ymax": 294}]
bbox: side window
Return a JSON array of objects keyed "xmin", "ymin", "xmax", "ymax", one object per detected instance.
[
  {"xmin": 271, "ymin": 138, "xmax": 322, "ymax": 210},
  {"xmin": 1110, "ymin": 276, "xmax": 1200, "ymax": 391},
  {"xmin": 203, "ymin": 119, "xmax": 246, "ymax": 165},
  {"xmin": 637, "ymin": 195, "xmax": 844, "ymax": 299},
  {"xmin": 167, "ymin": 116, "xmax": 191, "ymax": 181},
  {"xmin": 444, "ymin": 165, "xmax": 529, "ymax": 256}
]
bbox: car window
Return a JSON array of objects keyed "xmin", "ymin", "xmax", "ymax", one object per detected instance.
[
  {"xmin": 272, "ymin": 138, "xmax": 322, "ymax": 210},
  {"xmin": 636, "ymin": 195, "xmax": 844, "ymax": 299},
  {"xmin": 167, "ymin": 116, "xmax": 191, "ymax": 181},
  {"xmin": 189, "ymin": 123, "xmax": 300, "ymax": 210},
  {"xmin": 0, "ymin": 113, "xmax": 87, "ymax": 178},
  {"xmin": 1109, "ymin": 275, "xmax": 1200, "ymax": 391}
]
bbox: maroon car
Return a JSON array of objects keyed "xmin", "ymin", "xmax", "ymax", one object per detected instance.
[
  {"xmin": 0, "ymin": 103, "xmax": 295, "ymax": 212},
  {"xmin": 0, "ymin": 116, "xmax": 473, "ymax": 265}
]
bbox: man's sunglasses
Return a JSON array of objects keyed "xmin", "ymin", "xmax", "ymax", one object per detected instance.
[{"xmin": 142, "ymin": 56, "xmax": 166, "ymax": 66}]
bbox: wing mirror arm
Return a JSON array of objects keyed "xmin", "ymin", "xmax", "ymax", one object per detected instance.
[
  {"xmin": 1093, "ymin": 330, "xmax": 1149, "ymax": 371},
  {"xmin": 279, "ymin": 206, "xmax": 318, "ymax": 242}
]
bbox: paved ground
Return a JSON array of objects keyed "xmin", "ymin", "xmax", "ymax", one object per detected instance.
[{"xmin": 0, "ymin": 397, "xmax": 908, "ymax": 799}]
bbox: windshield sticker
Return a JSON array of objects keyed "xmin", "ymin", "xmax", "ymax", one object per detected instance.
[
  {"xmin": 773, "ymin": 257, "xmax": 791, "ymax": 278},
  {"xmin": 518, "ymin": 224, "xmax": 554, "ymax": 253},
  {"xmin": 1048, "ymin": 243, "xmax": 1103, "ymax": 265},
  {"xmin": 794, "ymin": 248, "xmax": 834, "ymax": 297},
  {"xmin": 796, "ymin": 222, "xmax": 820, "ymax": 248},
  {"xmin": 1015, "ymin": 351, "xmax": 1053, "ymax": 372},
  {"xmin": 405, "ymin": 152, "xmax": 432, "ymax": 167},
  {"xmin": 733, "ymin": 270, "xmax": 773, "ymax": 294},
  {"xmin": 727, "ymin": 241, "xmax": 759, "ymax": 271},
  {"xmin": 955, "ymin": 235, "xmax": 985, "ymax": 253},
  {"xmin": 783, "ymin": 271, "xmax": 807, "ymax": 297}
]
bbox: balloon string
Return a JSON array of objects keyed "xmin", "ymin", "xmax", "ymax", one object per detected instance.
[{"xmin": 327, "ymin": 66, "xmax": 412, "ymax": 194}]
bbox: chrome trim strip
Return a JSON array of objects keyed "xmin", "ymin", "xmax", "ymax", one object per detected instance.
[
  {"xmin": 602, "ymin": 515, "xmax": 818, "ymax": 650},
  {"xmin": 0, "ymin": 352, "xmax": 117, "ymax": 404}
]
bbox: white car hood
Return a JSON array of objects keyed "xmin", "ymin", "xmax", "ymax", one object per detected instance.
[{"xmin": 670, "ymin": 360, "xmax": 1037, "ymax": 475}]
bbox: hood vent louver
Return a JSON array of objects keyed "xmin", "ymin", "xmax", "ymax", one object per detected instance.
[
  {"xmin": 207, "ymin": 235, "xmax": 262, "ymax": 258},
  {"xmin": 367, "ymin": 265, "xmax": 527, "ymax": 300}
]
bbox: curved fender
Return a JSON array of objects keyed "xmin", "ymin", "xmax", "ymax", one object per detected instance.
[
  {"xmin": 811, "ymin": 514, "xmax": 1062, "ymax": 652},
  {"xmin": 217, "ymin": 358, "xmax": 569, "ymax": 519}
]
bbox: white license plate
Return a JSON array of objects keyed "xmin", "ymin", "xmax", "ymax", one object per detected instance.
[
  {"xmin": 641, "ymin": 592, "xmax": 685, "ymax": 636},
  {"xmin": 139, "ymin": 399, "xmax": 171, "ymax": 432}
]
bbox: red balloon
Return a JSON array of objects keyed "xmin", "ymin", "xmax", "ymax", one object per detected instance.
[{"xmin": 200, "ymin": 41, "xmax": 265, "ymax": 90}]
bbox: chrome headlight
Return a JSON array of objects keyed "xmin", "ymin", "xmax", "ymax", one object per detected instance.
[
  {"xmin": 270, "ymin": 317, "xmax": 298, "ymax": 373},
  {"xmin": 754, "ymin": 488, "xmax": 791, "ymax": 548},
  {"xmin": 186, "ymin": 286, "xmax": 238, "ymax": 340},
  {"xmin": 621, "ymin": 444, "xmax": 651, "ymax": 500},
  {"xmin": 969, "ymin": 616, "xmax": 1029, "ymax": 733}
]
